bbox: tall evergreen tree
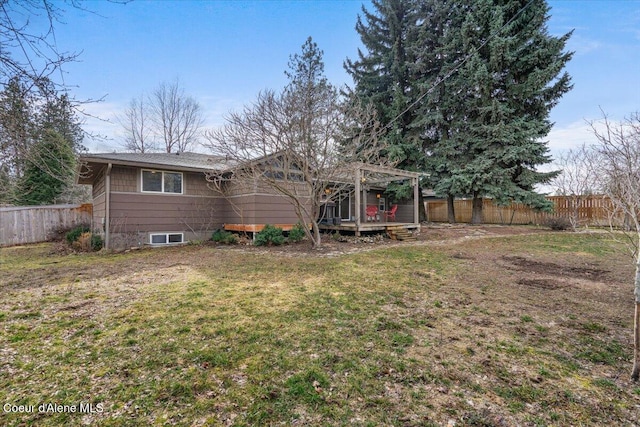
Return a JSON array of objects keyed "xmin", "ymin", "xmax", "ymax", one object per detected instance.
[
  {"xmin": 38, "ymin": 91, "xmax": 86, "ymax": 154},
  {"xmin": 410, "ymin": 0, "xmax": 470, "ymax": 222},
  {"xmin": 17, "ymin": 129, "xmax": 75, "ymax": 205},
  {"xmin": 284, "ymin": 37, "xmax": 338, "ymax": 160},
  {"xmin": 0, "ymin": 77, "xmax": 85, "ymax": 205},
  {"xmin": 345, "ymin": 0, "xmax": 424, "ymax": 199},
  {"xmin": 432, "ymin": 0, "xmax": 573, "ymax": 223},
  {"xmin": 0, "ymin": 77, "xmax": 35, "ymax": 181},
  {"xmin": 347, "ymin": 0, "xmax": 572, "ymax": 224}
]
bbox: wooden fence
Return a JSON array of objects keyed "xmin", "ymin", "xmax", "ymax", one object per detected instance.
[
  {"xmin": 0, "ymin": 204, "xmax": 93, "ymax": 247},
  {"xmin": 425, "ymin": 196, "xmax": 614, "ymax": 226}
]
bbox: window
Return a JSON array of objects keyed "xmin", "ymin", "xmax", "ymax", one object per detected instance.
[
  {"xmin": 150, "ymin": 233, "xmax": 184, "ymax": 245},
  {"xmin": 142, "ymin": 170, "xmax": 183, "ymax": 194}
]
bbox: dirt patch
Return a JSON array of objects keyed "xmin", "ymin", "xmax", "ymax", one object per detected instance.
[
  {"xmin": 60, "ymin": 300, "xmax": 94, "ymax": 311},
  {"xmin": 516, "ymin": 278, "xmax": 567, "ymax": 290},
  {"xmin": 502, "ymin": 255, "xmax": 609, "ymax": 281}
]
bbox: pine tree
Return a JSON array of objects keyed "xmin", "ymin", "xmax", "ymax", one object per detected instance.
[{"xmin": 284, "ymin": 37, "xmax": 338, "ymax": 161}]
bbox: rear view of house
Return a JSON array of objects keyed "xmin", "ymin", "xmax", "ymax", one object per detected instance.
[
  {"xmin": 78, "ymin": 152, "xmax": 422, "ymax": 250},
  {"xmin": 77, "ymin": 152, "xmax": 307, "ymax": 250}
]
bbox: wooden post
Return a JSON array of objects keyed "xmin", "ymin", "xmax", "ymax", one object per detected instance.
[
  {"xmin": 354, "ymin": 167, "xmax": 361, "ymax": 237},
  {"xmin": 413, "ymin": 177, "xmax": 419, "ymax": 225},
  {"xmin": 105, "ymin": 163, "xmax": 112, "ymax": 250}
]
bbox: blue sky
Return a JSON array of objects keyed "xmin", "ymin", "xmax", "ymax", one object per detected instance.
[{"xmin": 46, "ymin": 0, "xmax": 640, "ymax": 155}]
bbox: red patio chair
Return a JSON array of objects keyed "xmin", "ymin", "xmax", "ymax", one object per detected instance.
[
  {"xmin": 366, "ymin": 205, "xmax": 379, "ymax": 222},
  {"xmin": 384, "ymin": 204, "xmax": 398, "ymax": 222}
]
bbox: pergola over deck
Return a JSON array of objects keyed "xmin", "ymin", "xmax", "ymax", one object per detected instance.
[{"xmin": 321, "ymin": 163, "xmax": 424, "ymax": 236}]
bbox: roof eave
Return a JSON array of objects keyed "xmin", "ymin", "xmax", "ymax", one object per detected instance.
[{"xmin": 77, "ymin": 156, "xmax": 217, "ymax": 173}]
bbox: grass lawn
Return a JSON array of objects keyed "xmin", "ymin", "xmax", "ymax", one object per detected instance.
[{"xmin": 1, "ymin": 230, "xmax": 639, "ymax": 426}]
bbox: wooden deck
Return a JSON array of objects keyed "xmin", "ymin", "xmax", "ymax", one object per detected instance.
[
  {"xmin": 318, "ymin": 221, "xmax": 420, "ymax": 236},
  {"xmin": 224, "ymin": 223, "xmax": 305, "ymax": 233}
]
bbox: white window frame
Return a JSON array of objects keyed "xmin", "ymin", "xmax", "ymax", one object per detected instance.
[
  {"xmin": 141, "ymin": 169, "xmax": 184, "ymax": 194},
  {"xmin": 149, "ymin": 233, "xmax": 184, "ymax": 245}
]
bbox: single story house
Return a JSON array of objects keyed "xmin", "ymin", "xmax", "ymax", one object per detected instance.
[{"xmin": 77, "ymin": 152, "xmax": 422, "ymax": 249}]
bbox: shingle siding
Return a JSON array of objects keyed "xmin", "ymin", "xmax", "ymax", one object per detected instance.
[{"xmin": 111, "ymin": 166, "xmax": 138, "ymax": 192}]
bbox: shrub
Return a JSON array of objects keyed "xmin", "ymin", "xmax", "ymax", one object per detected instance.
[
  {"xmin": 65, "ymin": 225, "xmax": 102, "ymax": 251},
  {"xmin": 75, "ymin": 232, "xmax": 92, "ymax": 251},
  {"xmin": 91, "ymin": 234, "xmax": 103, "ymax": 251},
  {"xmin": 65, "ymin": 225, "xmax": 90, "ymax": 245},
  {"xmin": 287, "ymin": 223, "xmax": 306, "ymax": 243},
  {"xmin": 211, "ymin": 229, "xmax": 238, "ymax": 244},
  {"xmin": 545, "ymin": 216, "xmax": 572, "ymax": 231},
  {"xmin": 73, "ymin": 232, "xmax": 103, "ymax": 252},
  {"xmin": 254, "ymin": 224, "xmax": 285, "ymax": 246}
]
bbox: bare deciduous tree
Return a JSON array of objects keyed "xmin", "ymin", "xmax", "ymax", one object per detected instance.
[
  {"xmin": 117, "ymin": 95, "xmax": 156, "ymax": 153},
  {"xmin": 551, "ymin": 143, "xmax": 597, "ymax": 229},
  {"xmin": 149, "ymin": 79, "xmax": 204, "ymax": 153},
  {"xmin": 119, "ymin": 80, "xmax": 204, "ymax": 153},
  {"xmin": 0, "ymin": 0, "xmax": 80, "ymax": 93},
  {"xmin": 590, "ymin": 112, "xmax": 640, "ymax": 381},
  {"xmin": 203, "ymin": 90, "xmax": 385, "ymax": 248},
  {"xmin": 203, "ymin": 38, "xmax": 388, "ymax": 248}
]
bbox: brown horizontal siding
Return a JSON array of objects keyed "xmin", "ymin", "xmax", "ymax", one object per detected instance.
[
  {"xmin": 220, "ymin": 195, "xmax": 257, "ymax": 224},
  {"xmin": 223, "ymin": 177, "xmax": 311, "ymax": 198},
  {"xmin": 109, "ymin": 192, "xmax": 224, "ymax": 233},
  {"xmin": 394, "ymin": 203, "xmax": 415, "ymax": 223},
  {"xmin": 250, "ymin": 194, "xmax": 309, "ymax": 225},
  {"xmin": 109, "ymin": 198, "xmax": 219, "ymax": 212},
  {"xmin": 217, "ymin": 193, "xmax": 311, "ymax": 226},
  {"xmin": 223, "ymin": 179, "xmax": 257, "ymax": 197}
]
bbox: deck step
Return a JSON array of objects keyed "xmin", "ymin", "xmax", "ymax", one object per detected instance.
[{"xmin": 386, "ymin": 227, "xmax": 416, "ymax": 241}]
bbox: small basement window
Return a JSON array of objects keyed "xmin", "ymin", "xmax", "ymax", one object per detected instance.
[
  {"xmin": 142, "ymin": 170, "xmax": 183, "ymax": 194},
  {"xmin": 150, "ymin": 233, "xmax": 184, "ymax": 245}
]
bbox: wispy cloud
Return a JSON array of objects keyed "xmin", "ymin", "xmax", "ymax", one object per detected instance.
[
  {"xmin": 567, "ymin": 35, "xmax": 603, "ymax": 55},
  {"xmin": 547, "ymin": 120, "xmax": 596, "ymax": 153},
  {"xmin": 199, "ymin": 95, "xmax": 246, "ymax": 130},
  {"xmin": 77, "ymin": 101, "xmax": 122, "ymax": 153},
  {"xmin": 547, "ymin": 117, "xmax": 625, "ymax": 156}
]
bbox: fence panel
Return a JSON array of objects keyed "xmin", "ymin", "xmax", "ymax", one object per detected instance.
[
  {"xmin": 425, "ymin": 196, "xmax": 614, "ymax": 226},
  {"xmin": 0, "ymin": 204, "xmax": 92, "ymax": 247}
]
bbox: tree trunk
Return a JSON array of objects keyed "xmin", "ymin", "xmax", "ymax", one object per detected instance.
[
  {"xmin": 633, "ymin": 252, "xmax": 640, "ymax": 381},
  {"xmin": 632, "ymin": 302, "xmax": 639, "ymax": 381},
  {"xmin": 418, "ymin": 191, "xmax": 427, "ymax": 222},
  {"xmin": 447, "ymin": 194, "xmax": 456, "ymax": 224},
  {"xmin": 311, "ymin": 222, "xmax": 321, "ymax": 249},
  {"xmin": 471, "ymin": 194, "xmax": 483, "ymax": 224}
]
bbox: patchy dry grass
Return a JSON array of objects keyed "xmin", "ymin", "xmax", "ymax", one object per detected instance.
[{"xmin": 1, "ymin": 231, "xmax": 639, "ymax": 426}]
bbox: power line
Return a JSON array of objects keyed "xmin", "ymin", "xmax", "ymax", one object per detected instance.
[{"xmin": 382, "ymin": 0, "xmax": 536, "ymax": 132}]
